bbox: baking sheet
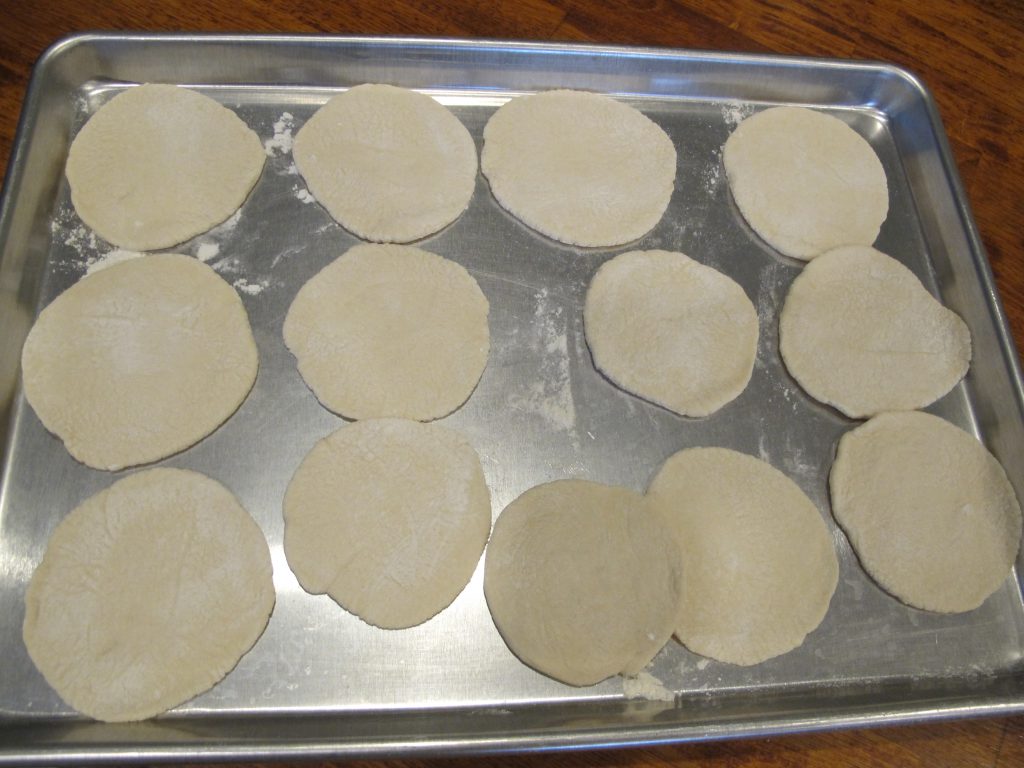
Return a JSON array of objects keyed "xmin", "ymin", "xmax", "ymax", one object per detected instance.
[{"xmin": 1, "ymin": 34, "xmax": 1023, "ymax": 763}]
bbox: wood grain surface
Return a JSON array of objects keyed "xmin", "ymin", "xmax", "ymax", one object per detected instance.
[{"xmin": 2, "ymin": 1, "xmax": 1023, "ymax": 766}]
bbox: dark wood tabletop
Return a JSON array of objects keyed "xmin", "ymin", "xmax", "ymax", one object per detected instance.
[{"xmin": 2, "ymin": 1, "xmax": 1023, "ymax": 765}]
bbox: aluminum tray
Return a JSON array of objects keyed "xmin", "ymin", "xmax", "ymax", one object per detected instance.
[{"xmin": 1, "ymin": 34, "xmax": 1023, "ymax": 764}]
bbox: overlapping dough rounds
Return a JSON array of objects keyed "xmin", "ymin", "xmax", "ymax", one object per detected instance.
[
  {"xmin": 830, "ymin": 411, "xmax": 1022, "ymax": 613},
  {"xmin": 484, "ymin": 480, "xmax": 683, "ymax": 686},
  {"xmin": 23, "ymin": 469, "xmax": 275, "ymax": 722},
  {"xmin": 584, "ymin": 250, "xmax": 758, "ymax": 416},
  {"xmin": 20, "ymin": 254, "xmax": 259, "ymax": 471},
  {"xmin": 283, "ymin": 419, "xmax": 492, "ymax": 629},
  {"xmin": 779, "ymin": 245, "xmax": 971, "ymax": 418},
  {"xmin": 647, "ymin": 448, "xmax": 838, "ymax": 666},
  {"xmin": 723, "ymin": 106, "xmax": 888, "ymax": 260},
  {"xmin": 481, "ymin": 89, "xmax": 677, "ymax": 246},
  {"xmin": 293, "ymin": 84, "xmax": 478, "ymax": 242},
  {"xmin": 65, "ymin": 84, "xmax": 265, "ymax": 250},
  {"xmin": 283, "ymin": 243, "xmax": 489, "ymax": 421}
]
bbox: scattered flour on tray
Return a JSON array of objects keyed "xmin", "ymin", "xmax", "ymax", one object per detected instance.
[
  {"xmin": 294, "ymin": 186, "xmax": 316, "ymax": 204},
  {"xmin": 508, "ymin": 288, "xmax": 578, "ymax": 439},
  {"xmin": 195, "ymin": 242, "xmax": 220, "ymax": 262},
  {"xmin": 622, "ymin": 670, "xmax": 675, "ymax": 702},
  {"xmin": 49, "ymin": 210, "xmax": 102, "ymax": 273},
  {"xmin": 702, "ymin": 150, "xmax": 723, "ymax": 195},
  {"xmin": 210, "ymin": 209, "xmax": 243, "ymax": 237},
  {"xmin": 60, "ymin": 220, "xmax": 98, "ymax": 256},
  {"xmin": 721, "ymin": 100, "xmax": 755, "ymax": 128},
  {"xmin": 85, "ymin": 249, "xmax": 144, "ymax": 275},
  {"xmin": 233, "ymin": 277, "xmax": 269, "ymax": 296},
  {"xmin": 264, "ymin": 112, "xmax": 295, "ymax": 157}
]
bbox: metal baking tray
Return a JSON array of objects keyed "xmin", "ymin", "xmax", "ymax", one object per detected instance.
[{"xmin": 1, "ymin": 33, "xmax": 1023, "ymax": 764}]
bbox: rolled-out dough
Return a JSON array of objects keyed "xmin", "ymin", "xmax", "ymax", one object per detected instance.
[
  {"xmin": 283, "ymin": 243, "xmax": 489, "ymax": 421},
  {"xmin": 481, "ymin": 89, "xmax": 677, "ymax": 246},
  {"xmin": 22, "ymin": 468, "xmax": 275, "ymax": 722},
  {"xmin": 722, "ymin": 106, "xmax": 888, "ymax": 260},
  {"xmin": 283, "ymin": 419, "xmax": 491, "ymax": 629},
  {"xmin": 830, "ymin": 411, "xmax": 1022, "ymax": 613},
  {"xmin": 21, "ymin": 254, "xmax": 259, "ymax": 471},
  {"xmin": 584, "ymin": 249, "xmax": 758, "ymax": 417},
  {"xmin": 65, "ymin": 84, "xmax": 265, "ymax": 251},
  {"xmin": 293, "ymin": 84, "xmax": 478, "ymax": 242},
  {"xmin": 779, "ymin": 245, "xmax": 971, "ymax": 418},
  {"xmin": 484, "ymin": 479, "xmax": 683, "ymax": 686},
  {"xmin": 646, "ymin": 447, "xmax": 838, "ymax": 666}
]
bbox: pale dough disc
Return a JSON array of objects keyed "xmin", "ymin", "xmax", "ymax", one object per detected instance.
[
  {"xmin": 21, "ymin": 254, "xmax": 259, "ymax": 471},
  {"xmin": 283, "ymin": 419, "xmax": 491, "ymax": 629},
  {"xmin": 23, "ymin": 468, "xmax": 275, "ymax": 722},
  {"xmin": 646, "ymin": 448, "xmax": 838, "ymax": 666},
  {"xmin": 779, "ymin": 245, "xmax": 971, "ymax": 418},
  {"xmin": 293, "ymin": 84, "xmax": 478, "ymax": 242},
  {"xmin": 65, "ymin": 84, "xmax": 265, "ymax": 251},
  {"xmin": 481, "ymin": 89, "xmax": 677, "ymax": 247},
  {"xmin": 484, "ymin": 480, "xmax": 683, "ymax": 686},
  {"xmin": 830, "ymin": 411, "xmax": 1022, "ymax": 613},
  {"xmin": 723, "ymin": 106, "xmax": 888, "ymax": 260},
  {"xmin": 283, "ymin": 243, "xmax": 489, "ymax": 421},
  {"xmin": 584, "ymin": 249, "xmax": 758, "ymax": 417}
]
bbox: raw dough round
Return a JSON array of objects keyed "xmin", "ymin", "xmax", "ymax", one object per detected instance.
[
  {"xmin": 830, "ymin": 411, "xmax": 1022, "ymax": 613},
  {"xmin": 646, "ymin": 448, "xmax": 838, "ymax": 665},
  {"xmin": 481, "ymin": 89, "xmax": 677, "ymax": 247},
  {"xmin": 484, "ymin": 479, "xmax": 683, "ymax": 686},
  {"xmin": 293, "ymin": 84, "xmax": 477, "ymax": 242},
  {"xmin": 21, "ymin": 254, "xmax": 259, "ymax": 471},
  {"xmin": 283, "ymin": 243, "xmax": 489, "ymax": 421},
  {"xmin": 283, "ymin": 419, "xmax": 491, "ymax": 629},
  {"xmin": 723, "ymin": 106, "xmax": 888, "ymax": 260},
  {"xmin": 779, "ymin": 245, "xmax": 971, "ymax": 418},
  {"xmin": 584, "ymin": 249, "xmax": 758, "ymax": 417},
  {"xmin": 23, "ymin": 468, "xmax": 275, "ymax": 722},
  {"xmin": 65, "ymin": 84, "xmax": 265, "ymax": 251}
]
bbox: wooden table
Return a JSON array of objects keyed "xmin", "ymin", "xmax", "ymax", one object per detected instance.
[{"xmin": 2, "ymin": 1, "xmax": 1023, "ymax": 765}]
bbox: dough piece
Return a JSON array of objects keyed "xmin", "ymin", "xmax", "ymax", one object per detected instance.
[
  {"xmin": 584, "ymin": 250, "xmax": 758, "ymax": 417},
  {"xmin": 830, "ymin": 411, "xmax": 1022, "ymax": 613},
  {"xmin": 65, "ymin": 84, "xmax": 265, "ymax": 251},
  {"xmin": 23, "ymin": 468, "xmax": 275, "ymax": 722},
  {"xmin": 283, "ymin": 243, "xmax": 489, "ymax": 421},
  {"xmin": 723, "ymin": 106, "xmax": 888, "ymax": 260},
  {"xmin": 484, "ymin": 480, "xmax": 683, "ymax": 686},
  {"xmin": 481, "ymin": 89, "xmax": 676, "ymax": 246},
  {"xmin": 779, "ymin": 245, "xmax": 971, "ymax": 418},
  {"xmin": 21, "ymin": 254, "xmax": 258, "ymax": 471},
  {"xmin": 647, "ymin": 448, "xmax": 838, "ymax": 666},
  {"xmin": 284, "ymin": 419, "xmax": 491, "ymax": 629},
  {"xmin": 293, "ymin": 84, "xmax": 477, "ymax": 242}
]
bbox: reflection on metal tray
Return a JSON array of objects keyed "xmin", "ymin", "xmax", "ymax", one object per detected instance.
[{"xmin": 1, "ymin": 34, "xmax": 1023, "ymax": 764}]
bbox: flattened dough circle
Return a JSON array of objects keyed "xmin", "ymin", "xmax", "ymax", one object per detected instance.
[
  {"xmin": 283, "ymin": 419, "xmax": 492, "ymax": 629},
  {"xmin": 723, "ymin": 106, "xmax": 888, "ymax": 260},
  {"xmin": 481, "ymin": 90, "xmax": 677, "ymax": 246},
  {"xmin": 283, "ymin": 243, "xmax": 489, "ymax": 421},
  {"xmin": 21, "ymin": 254, "xmax": 259, "ymax": 471},
  {"xmin": 647, "ymin": 448, "xmax": 838, "ymax": 666},
  {"xmin": 65, "ymin": 84, "xmax": 265, "ymax": 251},
  {"xmin": 830, "ymin": 411, "xmax": 1022, "ymax": 613},
  {"xmin": 484, "ymin": 479, "xmax": 683, "ymax": 686},
  {"xmin": 293, "ymin": 84, "xmax": 478, "ymax": 242},
  {"xmin": 779, "ymin": 245, "xmax": 971, "ymax": 418},
  {"xmin": 23, "ymin": 468, "xmax": 275, "ymax": 722},
  {"xmin": 584, "ymin": 249, "xmax": 758, "ymax": 417}
]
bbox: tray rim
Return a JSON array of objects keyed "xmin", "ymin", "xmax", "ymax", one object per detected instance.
[{"xmin": 2, "ymin": 31, "xmax": 1024, "ymax": 765}]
